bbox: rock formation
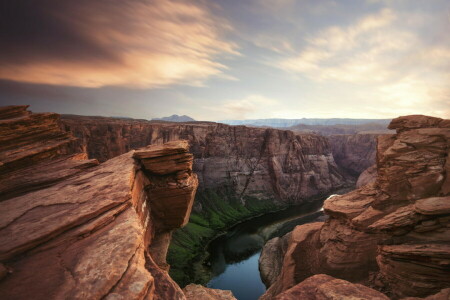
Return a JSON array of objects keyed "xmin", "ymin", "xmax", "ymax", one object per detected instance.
[
  {"xmin": 328, "ymin": 133, "xmax": 380, "ymax": 177},
  {"xmin": 356, "ymin": 164, "xmax": 377, "ymax": 188},
  {"xmin": 62, "ymin": 115, "xmax": 349, "ymax": 204},
  {"xmin": 61, "ymin": 114, "xmax": 356, "ymax": 286},
  {"xmin": 183, "ymin": 284, "xmax": 237, "ymax": 300},
  {"xmin": 259, "ymin": 234, "xmax": 291, "ymax": 287},
  {"xmin": 0, "ymin": 106, "xmax": 234, "ymax": 299},
  {"xmin": 274, "ymin": 274, "xmax": 390, "ymax": 300},
  {"xmin": 260, "ymin": 115, "xmax": 450, "ymax": 299}
]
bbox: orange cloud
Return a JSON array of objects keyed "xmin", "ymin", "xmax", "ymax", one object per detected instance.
[{"xmin": 0, "ymin": 0, "xmax": 238, "ymax": 88}]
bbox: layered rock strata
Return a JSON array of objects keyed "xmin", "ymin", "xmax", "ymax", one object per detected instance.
[
  {"xmin": 260, "ymin": 115, "xmax": 450, "ymax": 299},
  {"xmin": 0, "ymin": 106, "xmax": 100, "ymax": 201},
  {"xmin": 0, "ymin": 106, "xmax": 233, "ymax": 299},
  {"xmin": 62, "ymin": 115, "xmax": 349, "ymax": 204}
]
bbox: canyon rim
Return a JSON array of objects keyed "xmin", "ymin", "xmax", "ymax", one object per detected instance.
[{"xmin": 1, "ymin": 0, "xmax": 450, "ymax": 299}]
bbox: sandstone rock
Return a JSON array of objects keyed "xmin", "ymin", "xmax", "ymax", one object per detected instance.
[
  {"xmin": 274, "ymin": 274, "xmax": 389, "ymax": 300},
  {"xmin": 260, "ymin": 114, "xmax": 450, "ymax": 299},
  {"xmin": 0, "ymin": 105, "xmax": 31, "ymax": 119},
  {"xmin": 368, "ymin": 204, "xmax": 420, "ymax": 232},
  {"xmin": 377, "ymin": 126, "xmax": 450, "ymax": 201},
  {"xmin": 328, "ymin": 133, "xmax": 380, "ymax": 177},
  {"xmin": 183, "ymin": 284, "xmax": 236, "ymax": 300},
  {"xmin": 356, "ymin": 164, "xmax": 377, "ymax": 188},
  {"xmin": 415, "ymin": 196, "xmax": 450, "ymax": 215},
  {"xmin": 259, "ymin": 234, "xmax": 291, "ymax": 287},
  {"xmin": 388, "ymin": 115, "xmax": 448, "ymax": 132},
  {"xmin": 62, "ymin": 115, "xmax": 350, "ymax": 205},
  {"xmin": 0, "ymin": 106, "xmax": 77, "ymax": 176},
  {"xmin": 261, "ymin": 223, "xmax": 323, "ymax": 300},
  {"xmin": 377, "ymin": 244, "xmax": 450, "ymax": 299},
  {"xmin": 323, "ymin": 184, "xmax": 378, "ymax": 219},
  {"xmin": 0, "ymin": 111, "xmax": 199, "ymax": 300},
  {"xmin": 0, "ymin": 153, "xmax": 99, "ymax": 201}
]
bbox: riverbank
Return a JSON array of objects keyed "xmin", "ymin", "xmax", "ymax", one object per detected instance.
[
  {"xmin": 167, "ymin": 188, "xmax": 284, "ymax": 286},
  {"xmin": 167, "ymin": 186, "xmax": 354, "ymax": 287},
  {"xmin": 205, "ymin": 200, "xmax": 330, "ymax": 300}
]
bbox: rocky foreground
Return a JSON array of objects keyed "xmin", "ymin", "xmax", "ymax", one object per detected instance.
[
  {"xmin": 260, "ymin": 115, "xmax": 450, "ymax": 299},
  {"xmin": 0, "ymin": 106, "xmax": 233, "ymax": 299}
]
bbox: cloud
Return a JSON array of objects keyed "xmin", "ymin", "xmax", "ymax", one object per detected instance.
[
  {"xmin": 0, "ymin": 0, "xmax": 239, "ymax": 88},
  {"xmin": 206, "ymin": 94, "xmax": 279, "ymax": 119},
  {"xmin": 276, "ymin": 5, "xmax": 450, "ymax": 118},
  {"xmin": 279, "ymin": 8, "xmax": 407, "ymax": 82}
]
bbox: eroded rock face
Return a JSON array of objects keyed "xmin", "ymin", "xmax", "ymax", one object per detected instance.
[
  {"xmin": 356, "ymin": 164, "xmax": 377, "ymax": 188},
  {"xmin": 274, "ymin": 274, "xmax": 389, "ymax": 300},
  {"xmin": 62, "ymin": 115, "xmax": 349, "ymax": 204},
  {"xmin": 259, "ymin": 234, "xmax": 291, "ymax": 287},
  {"xmin": 328, "ymin": 133, "xmax": 380, "ymax": 177},
  {"xmin": 0, "ymin": 106, "xmax": 209, "ymax": 299},
  {"xmin": 260, "ymin": 114, "xmax": 450, "ymax": 299},
  {"xmin": 183, "ymin": 284, "xmax": 237, "ymax": 300}
]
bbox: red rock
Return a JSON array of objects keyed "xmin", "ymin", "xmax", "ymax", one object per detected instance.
[
  {"xmin": 259, "ymin": 234, "xmax": 291, "ymax": 287},
  {"xmin": 0, "ymin": 107, "xmax": 77, "ymax": 175},
  {"xmin": 61, "ymin": 115, "xmax": 350, "ymax": 204},
  {"xmin": 415, "ymin": 196, "xmax": 450, "ymax": 215},
  {"xmin": 0, "ymin": 105, "xmax": 31, "ymax": 119},
  {"xmin": 183, "ymin": 284, "xmax": 237, "ymax": 300},
  {"xmin": 377, "ymin": 244, "xmax": 450, "ymax": 299},
  {"xmin": 274, "ymin": 274, "xmax": 389, "ymax": 300},
  {"xmin": 356, "ymin": 164, "xmax": 377, "ymax": 188},
  {"xmin": 261, "ymin": 223, "xmax": 323, "ymax": 300},
  {"xmin": 388, "ymin": 115, "xmax": 448, "ymax": 132},
  {"xmin": 0, "ymin": 106, "xmax": 200, "ymax": 299},
  {"xmin": 328, "ymin": 133, "xmax": 380, "ymax": 177},
  {"xmin": 260, "ymin": 114, "xmax": 450, "ymax": 299}
]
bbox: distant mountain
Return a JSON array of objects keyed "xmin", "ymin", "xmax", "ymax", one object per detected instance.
[
  {"xmin": 220, "ymin": 118, "xmax": 391, "ymax": 128},
  {"xmin": 152, "ymin": 114, "xmax": 195, "ymax": 122},
  {"xmin": 289, "ymin": 122, "xmax": 393, "ymax": 135}
]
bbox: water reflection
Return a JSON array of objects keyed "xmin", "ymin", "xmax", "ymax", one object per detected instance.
[{"xmin": 206, "ymin": 201, "xmax": 327, "ymax": 300}]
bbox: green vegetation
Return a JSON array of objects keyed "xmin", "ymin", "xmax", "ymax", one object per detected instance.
[{"xmin": 167, "ymin": 187, "xmax": 284, "ymax": 287}]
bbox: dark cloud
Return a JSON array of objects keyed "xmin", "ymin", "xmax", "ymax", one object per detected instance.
[
  {"xmin": 0, "ymin": 0, "xmax": 237, "ymax": 87},
  {"xmin": 0, "ymin": 0, "xmax": 120, "ymax": 65}
]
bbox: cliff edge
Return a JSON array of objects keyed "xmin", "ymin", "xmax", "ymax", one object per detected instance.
[
  {"xmin": 260, "ymin": 114, "xmax": 450, "ymax": 299},
  {"xmin": 0, "ymin": 106, "xmax": 232, "ymax": 299}
]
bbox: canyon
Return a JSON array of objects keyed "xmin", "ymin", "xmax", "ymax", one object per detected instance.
[
  {"xmin": 259, "ymin": 115, "xmax": 450, "ymax": 299},
  {"xmin": 2, "ymin": 105, "xmax": 447, "ymax": 299},
  {"xmin": 0, "ymin": 105, "xmax": 242, "ymax": 299},
  {"xmin": 60, "ymin": 114, "xmax": 382, "ymax": 284}
]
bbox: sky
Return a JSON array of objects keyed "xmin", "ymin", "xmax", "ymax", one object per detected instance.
[{"xmin": 0, "ymin": 0, "xmax": 449, "ymax": 121}]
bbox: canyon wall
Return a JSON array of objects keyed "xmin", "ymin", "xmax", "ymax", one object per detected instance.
[
  {"xmin": 260, "ymin": 115, "xmax": 450, "ymax": 299},
  {"xmin": 0, "ymin": 106, "xmax": 233, "ymax": 299},
  {"xmin": 61, "ymin": 115, "xmax": 360, "ymax": 285},
  {"xmin": 328, "ymin": 133, "xmax": 379, "ymax": 177},
  {"xmin": 61, "ymin": 115, "xmax": 350, "ymax": 205}
]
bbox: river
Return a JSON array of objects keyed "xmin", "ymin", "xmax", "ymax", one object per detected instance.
[{"xmin": 205, "ymin": 200, "xmax": 328, "ymax": 300}]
